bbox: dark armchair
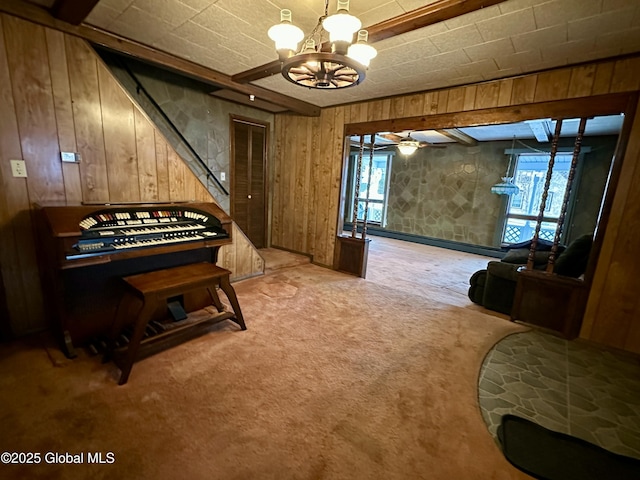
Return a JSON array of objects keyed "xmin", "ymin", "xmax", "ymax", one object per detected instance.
[{"xmin": 468, "ymin": 234, "xmax": 593, "ymax": 315}]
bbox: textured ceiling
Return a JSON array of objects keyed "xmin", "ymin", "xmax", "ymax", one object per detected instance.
[{"xmin": 79, "ymin": 0, "xmax": 640, "ymax": 108}]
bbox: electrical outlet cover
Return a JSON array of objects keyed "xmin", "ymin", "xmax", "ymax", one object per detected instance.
[{"xmin": 10, "ymin": 160, "xmax": 27, "ymax": 178}]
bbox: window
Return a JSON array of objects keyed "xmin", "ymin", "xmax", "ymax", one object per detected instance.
[
  {"xmin": 349, "ymin": 153, "xmax": 392, "ymax": 227},
  {"xmin": 502, "ymin": 153, "xmax": 574, "ymax": 244}
]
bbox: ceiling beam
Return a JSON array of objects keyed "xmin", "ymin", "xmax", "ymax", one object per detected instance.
[
  {"xmin": 366, "ymin": 0, "xmax": 507, "ymax": 42},
  {"xmin": 52, "ymin": 0, "xmax": 101, "ymax": 25},
  {"xmin": 525, "ymin": 119, "xmax": 552, "ymax": 142},
  {"xmin": 379, "ymin": 133, "xmax": 403, "ymax": 143},
  {"xmin": 437, "ymin": 128, "xmax": 478, "ymax": 146},
  {"xmin": 232, "ymin": 0, "xmax": 508, "ymax": 84},
  {"xmin": 232, "ymin": 60, "xmax": 282, "ymax": 85},
  {"xmin": 344, "ymin": 94, "xmax": 632, "ymax": 136},
  {"xmin": 0, "ymin": 0, "xmax": 320, "ymax": 117}
]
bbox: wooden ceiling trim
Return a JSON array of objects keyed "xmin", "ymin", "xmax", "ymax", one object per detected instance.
[
  {"xmin": 232, "ymin": 60, "xmax": 282, "ymax": 85},
  {"xmin": 344, "ymin": 94, "xmax": 632, "ymax": 136},
  {"xmin": 366, "ymin": 0, "xmax": 508, "ymax": 42},
  {"xmin": 0, "ymin": 0, "xmax": 320, "ymax": 116},
  {"xmin": 52, "ymin": 0, "xmax": 100, "ymax": 25},
  {"xmin": 232, "ymin": 0, "xmax": 508, "ymax": 84},
  {"xmin": 436, "ymin": 128, "xmax": 478, "ymax": 145},
  {"xmin": 82, "ymin": 29, "xmax": 320, "ymax": 115},
  {"xmin": 526, "ymin": 119, "xmax": 552, "ymax": 142}
]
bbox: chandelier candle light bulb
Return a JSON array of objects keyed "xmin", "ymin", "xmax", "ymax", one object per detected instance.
[
  {"xmin": 303, "ymin": 39, "xmax": 320, "ymax": 69},
  {"xmin": 267, "ymin": 9, "xmax": 304, "ymax": 60},
  {"xmin": 347, "ymin": 30, "xmax": 378, "ymax": 67},
  {"xmin": 322, "ymin": 0, "xmax": 361, "ymax": 54}
]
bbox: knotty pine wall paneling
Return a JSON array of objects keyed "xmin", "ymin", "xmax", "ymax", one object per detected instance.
[
  {"xmin": 4, "ymin": 16, "xmax": 65, "ymax": 206},
  {"xmin": 98, "ymin": 61, "xmax": 141, "ymax": 203},
  {"xmin": 134, "ymin": 109, "xmax": 159, "ymax": 202},
  {"xmin": 155, "ymin": 136, "xmax": 171, "ymax": 200},
  {"xmin": 219, "ymin": 224, "xmax": 264, "ymax": 282},
  {"xmin": 46, "ymin": 29, "xmax": 83, "ymax": 204},
  {"xmin": 0, "ymin": 13, "xmax": 263, "ymax": 337},
  {"xmin": 0, "ymin": 16, "xmax": 35, "ymax": 333},
  {"xmin": 271, "ymin": 55, "xmax": 640, "ymax": 353},
  {"xmin": 66, "ymin": 35, "xmax": 110, "ymax": 203},
  {"xmin": 581, "ymin": 94, "xmax": 640, "ymax": 353},
  {"xmin": 3, "ymin": 15, "xmax": 56, "ymax": 332},
  {"xmin": 272, "ymin": 107, "xmax": 344, "ymax": 267}
]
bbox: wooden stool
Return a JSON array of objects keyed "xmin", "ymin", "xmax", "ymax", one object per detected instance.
[{"xmin": 105, "ymin": 262, "xmax": 246, "ymax": 384}]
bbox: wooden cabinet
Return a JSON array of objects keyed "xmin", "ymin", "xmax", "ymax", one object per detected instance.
[
  {"xmin": 333, "ymin": 235, "xmax": 370, "ymax": 278},
  {"xmin": 511, "ymin": 269, "xmax": 588, "ymax": 339}
]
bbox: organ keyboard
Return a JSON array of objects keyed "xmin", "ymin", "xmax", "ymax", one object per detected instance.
[
  {"xmin": 35, "ymin": 202, "xmax": 233, "ymax": 357},
  {"xmin": 71, "ymin": 206, "xmax": 228, "ymax": 259}
]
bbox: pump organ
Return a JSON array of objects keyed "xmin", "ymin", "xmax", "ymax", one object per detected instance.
[{"xmin": 36, "ymin": 202, "xmax": 233, "ymax": 357}]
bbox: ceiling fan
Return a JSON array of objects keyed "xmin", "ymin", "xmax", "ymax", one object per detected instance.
[{"xmin": 379, "ymin": 133, "xmax": 447, "ymax": 155}]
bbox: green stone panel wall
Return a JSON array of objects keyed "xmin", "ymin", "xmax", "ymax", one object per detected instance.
[
  {"xmin": 102, "ymin": 52, "xmax": 274, "ymax": 214},
  {"xmin": 387, "ymin": 141, "xmax": 509, "ymax": 247},
  {"xmin": 567, "ymin": 136, "xmax": 619, "ymax": 244},
  {"xmin": 385, "ymin": 136, "xmax": 616, "ymax": 248}
]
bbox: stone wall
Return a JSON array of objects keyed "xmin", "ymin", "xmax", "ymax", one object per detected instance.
[
  {"xmin": 386, "ymin": 141, "xmax": 509, "ymax": 247},
  {"xmin": 569, "ymin": 136, "xmax": 619, "ymax": 243},
  {"xmin": 101, "ymin": 50, "xmax": 274, "ymax": 214},
  {"xmin": 384, "ymin": 136, "xmax": 617, "ymax": 248}
]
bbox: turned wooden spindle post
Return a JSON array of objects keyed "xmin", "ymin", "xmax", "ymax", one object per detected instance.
[
  {"xmin": 546, "ymin": 117, "xmax": 588, "ymax": 273},
  {"xmin": 361, "ymin": 134, "xmax": 376, "ymax": 239},
  {"xmin": 351, "ymin": 135, "xmax": 365, "ymax": 238},
  {"xmin": 526, "ymin": 119, "xmax": 563, "ymax": 271}
]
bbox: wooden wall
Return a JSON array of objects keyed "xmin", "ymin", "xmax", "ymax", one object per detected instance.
[
  {"xmin": 581, "ymin": 95, "xmax": 640, "ymax": 353},
  {"xmin": 272, "ymin": 56, "xmax": 640, "ymax": 353},
  {"xmin": 272, "ymin": 108, "xmax": 344, "ymax": 266},
  {"xmin": 0, "ymin": 14, "xmax": 263, "ymax": 337}
]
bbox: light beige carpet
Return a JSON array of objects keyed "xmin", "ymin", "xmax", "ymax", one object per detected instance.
[{"xmin": 0, "ymin": 237, "xmax": 530, "ymax": 479}]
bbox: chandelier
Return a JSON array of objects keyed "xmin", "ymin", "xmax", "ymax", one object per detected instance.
[
  {"xmin": 268, "ymin": 0, "xmax": 377, "ymax": 89},
  {"xmin": 491, "ymin": 136, "xmax": 520, "ymax": 196},
  {"xmin": 490, "ymin": 177, "xmax": 520, "ymax": 195}
]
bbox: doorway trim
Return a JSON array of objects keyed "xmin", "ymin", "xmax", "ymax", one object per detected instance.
[{"xmin": 338, "ymin": 93, "xmax": 636, "ymax": 283}]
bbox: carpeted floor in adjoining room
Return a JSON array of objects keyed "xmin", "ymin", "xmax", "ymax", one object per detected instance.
[{"xmin": 0, "ymin": 237, "xmax": 533, "ymax": 479}]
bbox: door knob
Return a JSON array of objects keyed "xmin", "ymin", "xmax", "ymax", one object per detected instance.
[{"xmin": 248, "ymin": 195, "xmax": 252, "ymax": 199}]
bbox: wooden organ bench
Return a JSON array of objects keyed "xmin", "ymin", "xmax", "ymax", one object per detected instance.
[{"xmin": 104, "ymin": 262, "xmax": 246, "ymax": 385}]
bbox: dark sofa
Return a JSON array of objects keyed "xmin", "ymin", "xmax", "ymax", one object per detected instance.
[{"xmin": 468, "ymin": 234, "xmax": 593, "ymax": 314}]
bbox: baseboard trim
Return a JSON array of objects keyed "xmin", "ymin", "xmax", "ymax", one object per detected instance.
[{"xmin": 343, "ymin": 223, "xmax": 504, "ymax": 258}]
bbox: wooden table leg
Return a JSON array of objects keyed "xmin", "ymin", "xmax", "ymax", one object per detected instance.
[
  {"xmin": 207, "ymin": 283, "xmax": 225, "ymax": 313},
  {"xmin": 118, "ymin": 300, "xmax": 156, "ymax": 385},
  {"xmin": 103, "ymin": 292, "xmax": 136, "ymax": 364},
  {"xmin": 219, "ymin": 274, "xmax": 246, "ymax": 330}
]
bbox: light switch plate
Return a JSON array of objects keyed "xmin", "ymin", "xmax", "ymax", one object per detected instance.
[
  {"xmin": 10, "ymin": 160, "xmax": 27, "ymax": 178},
  {"xmin": 220, "ymin": 172, "xmax": 226, "ymax": 181},
  {"xmin": 61, "ymin": 152, "xmax": 78, "ymax": 163}
]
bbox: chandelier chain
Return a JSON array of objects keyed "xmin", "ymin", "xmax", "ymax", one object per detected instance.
[{"xmin": 298, "ymin": 0, "xmax": 331, "ymax": 55}]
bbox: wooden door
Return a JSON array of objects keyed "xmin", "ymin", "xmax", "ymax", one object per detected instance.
[{"xmin": 231, "ymin": 118, "xmax": 267, "ymax": 248}]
